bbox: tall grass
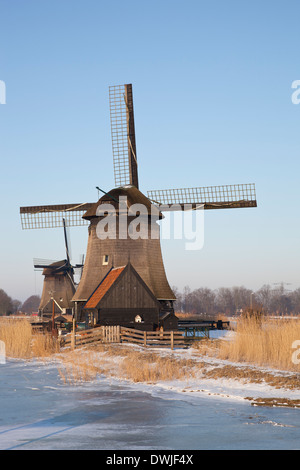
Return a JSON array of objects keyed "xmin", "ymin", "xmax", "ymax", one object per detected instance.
[
  {"xmin": 57, "ymin": 354, "xmax": 101, "ymax": 384},
  {"xmin": 31, "ymin": 332, "xmax": 60, "ymax": 358},
  {"xmin": 0, "ymin": 318, "xmax": 32, "ymax": 358},
  {"xmin": 0, "ymin": 318, "xmax": 59, "ymax": 359},
  {"xmin": 119, "ymin": 350, "xmax": 197, "ymax": 383},
  {"xmin": 219, "ymin": 315, "xmax": 300, "ymax": 371}
]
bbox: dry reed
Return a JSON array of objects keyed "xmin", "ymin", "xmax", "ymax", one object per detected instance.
[
  {"xmin": 57, "ymin": 356, "xmax": 101, "ymax": 384},
  {"xmin": 219, "ymin": 315, "xmax": 300, "ymax": 371},
  {"xmin": 31, "ymin": 333, "xmax": 60, "ymax": 358},
  {"xmin": 0, "ymin": 318, "xmax": 59, "ymax": 359},
  {"xmin": 0, "ymin": 318, "xmax": 32, "ymax": 358},
  {"xmin": 119, "ymin": 350, "xmax": 197, "ymax": 383}
]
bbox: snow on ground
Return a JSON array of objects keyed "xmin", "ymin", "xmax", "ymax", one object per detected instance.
[
  {"xmin": 72, "ymin": 329, "xmax": 300, "ymax": 406},
  {"xmin": 148, "ymin": 354, "xmax": 300, "ymax": 405}
]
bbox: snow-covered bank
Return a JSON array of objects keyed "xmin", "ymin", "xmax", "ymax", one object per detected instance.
[
  {"xmin": 144, "ymin": 350, "xmax": 300, "ymax": 406},
  {"xmin": 57, "ymin": 329, "xmax": 300, "ymax": 408},
  {"xmin": 111, "ymin": 349, "xmax": 300, "ymax": 406}
]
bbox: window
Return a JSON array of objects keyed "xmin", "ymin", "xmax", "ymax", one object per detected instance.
[{"xmin": 102, "ymin": 255, "xmax": 109, "ymax": 265}]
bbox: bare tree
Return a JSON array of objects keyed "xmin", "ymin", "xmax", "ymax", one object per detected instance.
[
  {"xmin": 191, "ymin": 287, "xmax": 215, "ymax": 315},
  {"xmin": 256, "ymin": 284, "xmax": 272, "ymax": 312},
  {"xmin": 22, "ymin": 295, "xmax": 41, "ymax": 314},
  {"xmin": 172, "ymin": 286, "xmax": 183, "ymax": 312},
  {"xmin": 11, "ymin": 299, "xmax": 22, "ymax": 314},
  {"xmin": 231, "ymin": 286, "xmax": 253, "ymax": 311},
  {"xmin": 173, "ymin": 282, "xmax": 300, "ymax": 316},
  {"xmin": 291, "ymin": 288, "xmax": 300, "ymax": 314},
  {"xmin": 0, "ymin": 289, "xmax": 13, "ymax": 315},
  {"xmin": 215, "ymin": 288, "xmax": 235, "ymax": 314}
]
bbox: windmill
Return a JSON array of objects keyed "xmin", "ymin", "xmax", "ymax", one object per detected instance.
[
  {"xmin": 20, "ymin": 83, "xmax": 257, "ymax": 324},
  {"xmin": 33, "ymin": 218, "xmax": 84, "ymax": 318}
]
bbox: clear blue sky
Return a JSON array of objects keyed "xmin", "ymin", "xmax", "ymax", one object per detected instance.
[{"xmin": 0, "ymin": 0, "xmax": 299, "ymax": 301}]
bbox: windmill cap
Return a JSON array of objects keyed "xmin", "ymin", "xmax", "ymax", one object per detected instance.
[
  {"xmin": 42, "ymin": 259, "xmax": 73, "ymax": 275},
  {"xmin": 82, "ymin": 185, "xmax": 163, "ymax": 220}
]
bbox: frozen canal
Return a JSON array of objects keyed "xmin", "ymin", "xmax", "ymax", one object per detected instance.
[{"xmin": 0, "ymin": 359, "xmax": 299, "ymax": 450}]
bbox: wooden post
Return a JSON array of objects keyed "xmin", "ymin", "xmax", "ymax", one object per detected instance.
[
  {"xmin": 171, "ymin": 330, "xmax": 174, "ymax": 350},
  {"xmin": 71, "ymin": 302, "xmax": 77, "ymax": 350},
  {"xmin": 71, "ymin": 317, "xmax": 76, "ymax": 350},
  {"xmin": 144, "ymin": 331, "xmax": 147, "ymax": 347},
  {"xmin": 51, "ymin": 298, "xmax": 56, "ymax": 336}
]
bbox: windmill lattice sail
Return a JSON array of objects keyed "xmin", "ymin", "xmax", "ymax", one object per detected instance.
[
  {"xmin": 147, "ymin": 183, "xmax": 257, "ymax": 210},
  {"xmin": 20, "ymin": 203, "xmax": 93, "ymax": 229},
  {"xmin": 109, "ymin": 84, "xmax": 138, "ymax": 188}
]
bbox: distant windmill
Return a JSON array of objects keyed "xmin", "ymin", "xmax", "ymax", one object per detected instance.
[
  {"xmin": 33, "ymin": 218, "xmax": 84, "ymax": 317},
  {"xmin": 20, "ymin": 84, "xmax": 257, "ymax": 326}
]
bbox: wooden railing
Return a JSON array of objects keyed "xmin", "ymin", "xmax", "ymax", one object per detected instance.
[
  {"xmin": 62, "ymin": 327, "xmax": 104, "ymax": 349},
  {"xmin": 120, "ymin": 327, "xmax": 185, "ymax": 349},
  {"xmin": 61, "ymin": 325, "xmax": 185, "ymax": 350}
]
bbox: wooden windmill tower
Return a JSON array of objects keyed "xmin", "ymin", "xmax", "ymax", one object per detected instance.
[{"xmin": 20, "ymin": 83, "xmax": 257, "ymax": 328}]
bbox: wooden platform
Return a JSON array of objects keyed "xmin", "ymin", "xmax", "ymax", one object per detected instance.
[{"xmin": 178, "ymin": 320, "xmax": 230, "ymax": 339}]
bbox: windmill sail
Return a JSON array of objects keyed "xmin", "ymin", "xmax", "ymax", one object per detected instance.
[
  {"xmin": 147, "ymin": 183, "xmax": 257, "ymax": 210},
  {"xmin": 109, "ymin": 84, "xmax": 138, "ymax": 188},
  {"xmin": 63, "ymin": 218, "xmax": 71, "ymax": 264},
  {"xmin": 20, "ymin": 203, "xmax": 93, "ymax": 229},
  {"xmin": 33, "ymin": 218, "xmax": 79, "ymax": 273},
  {"xmin": 33, "ymin": 258, "xmax": 60, "ymax": 270}
]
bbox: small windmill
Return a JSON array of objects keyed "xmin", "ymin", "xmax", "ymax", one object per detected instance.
[
  {"xmin": 33, "ymin": 218, "xmax": 84, "ymax": 317},
  {"xmin": 20, "ymin": 84, "xmax": 257, "ymax": 323}
]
